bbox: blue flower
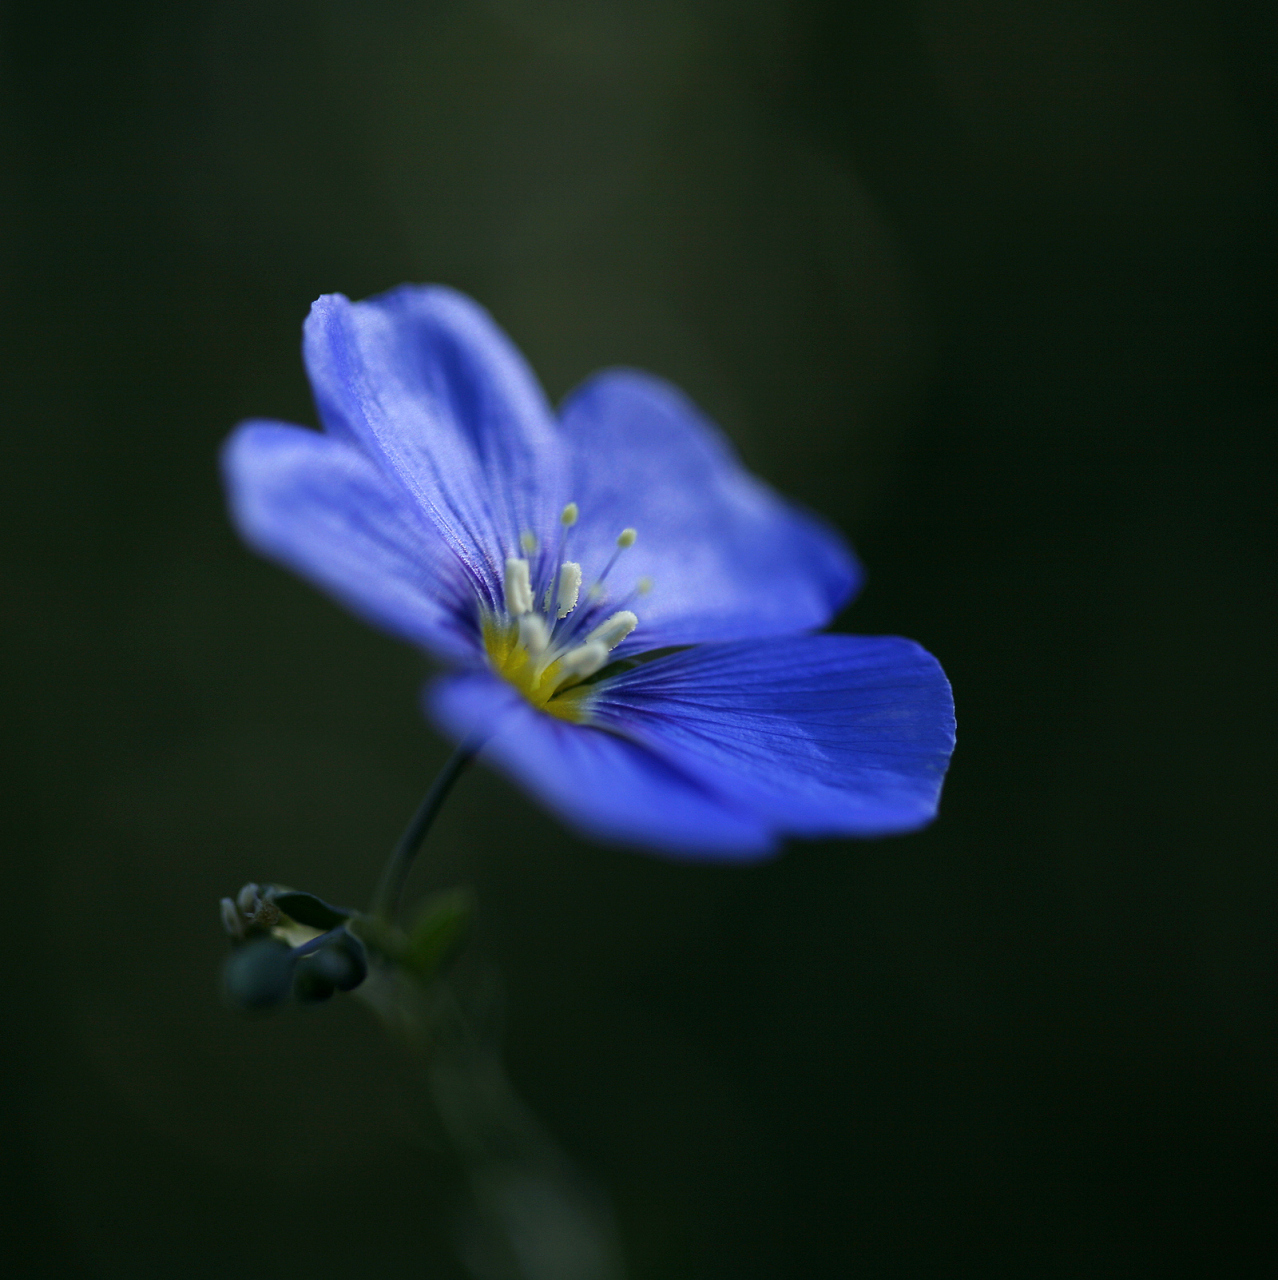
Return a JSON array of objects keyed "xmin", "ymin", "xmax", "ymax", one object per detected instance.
[{"xmin": 222, "ymin": 285, "xmax": 954, "ymax": 858}]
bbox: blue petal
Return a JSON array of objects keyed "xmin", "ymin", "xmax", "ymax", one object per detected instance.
[
  {"xmin": 429, "ymin": 673, "xmax": 776, "ymax": 858},
  {"xmin": 223, "ymin": 421, "xmax": 481, "ymax": 662},
  {"xmin": 303, "ymin": 286, "xmax": 569, "ymax": 605},
  {"xmin": 588, "ymin": 634, "xmax": 955, "ymax": 837},
  {"xmin": 556, "ymin": 371, "xmax": 861, "ymax": 651}
]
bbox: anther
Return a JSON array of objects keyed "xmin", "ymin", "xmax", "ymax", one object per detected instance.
[
  {"xmin": 586, "ymin": 610, "xmax": 638, "ymax": 651},
  {"xmin": 558, "ymin": 640, "xmax": 609, "ymax": 680},
  {"xmin": 520, "ymin": 531, "xmax": 538, "ymax": 555},
  {"xmin": 636, "ymin": 576, "xmax": 653, "ymax": 595},
  {"xmin": 556, "ymin": 562, "xmax": 582, "ymax": 618},
  {"xmin": 617, "ymin": 528, "xmax": 636, "ymax": 548},
  {"xmin": 561, "ymin": 503, "xmax": 579, "ymax": 527},
  {"xmin": 518, "ymin": 613, "xmax": 550, "ymax": 657},
  {"xmin": 503, "ymin": 558, "xmax": 533, "ymax": 616}
]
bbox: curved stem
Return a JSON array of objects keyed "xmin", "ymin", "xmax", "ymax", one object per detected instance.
[{"xmin": 371, "ymin": 741, "xmax": 477, "ymax": 922}]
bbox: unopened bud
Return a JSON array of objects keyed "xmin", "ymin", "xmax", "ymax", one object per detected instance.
[
  {"xmin": 317, "ymin": 932, "xmax": 368, "ymax": 992},
  {"xmin": 292, "ymin": 964, "xmax": 336, "ymax": 1004},
  {"xmin": 223, "ymin": 939, "xmax": 296, "ymax": 1010}
]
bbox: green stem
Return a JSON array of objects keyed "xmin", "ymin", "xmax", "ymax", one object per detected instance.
[{"xmin": 371, "ymin": 742, "xmax": 476, "ymax": 922}]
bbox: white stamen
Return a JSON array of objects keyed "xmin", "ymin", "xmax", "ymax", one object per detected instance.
[
  {"xmin": 589, "ymin": 527, "xmax": 638, "ymax": 600},
  {"xmin": 556, "ymin": 562, "xmax": 582, "ymax": 618},
  {"xmin": 520, "ymin": 531, "xmax": 538, "ymax": 554},
  {"xmin": 587, "ymin": 610, "xmax": 638, "ymax": 651},
  {"xmin": 504, "ymin": 557, "xmax": 533, "ymax": 616},
  {"xmin": 558, "ymin": 640, "xmax": 609, "ymax": 680},
  {"xmin": 236, "ymin": 883, "xmax": 260, "ymax": 916},
  {"xmin": 561, "ymin": 502, "xmax": 579, "ymax": 527},
  {"xmin": 518, "ymin": 613, "xmax": 550, "ymax": 657}
]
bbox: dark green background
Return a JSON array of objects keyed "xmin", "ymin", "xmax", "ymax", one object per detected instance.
[{"xmin": 3, "ymin": 1, "xmax": 1275, "ymax": 1275}]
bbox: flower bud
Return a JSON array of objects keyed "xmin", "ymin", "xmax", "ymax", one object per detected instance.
[
  {"xmin": 292, "ymin": 963, "xmax": 336, "ymax": 1004},
  {"xmin": 320, "ymin": 930, "xmax": 368, "ymax": 992},
  {"xmin": 223, "ymin": 939, "xmax": 296, "ymax": 1010}
]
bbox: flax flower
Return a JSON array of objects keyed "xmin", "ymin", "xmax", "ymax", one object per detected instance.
[{"xmin": 223, "ymin": 286, "xmax": 954, "ymax": 857}]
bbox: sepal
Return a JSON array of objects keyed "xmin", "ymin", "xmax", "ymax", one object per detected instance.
[{"xmin": 268, "ymin": 889, "xmax": 355, "ymax": 931}]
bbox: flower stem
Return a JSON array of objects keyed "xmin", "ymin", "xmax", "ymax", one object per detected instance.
[{"xmin": 371, "ymin": 742, "xmax": 477, "ymax": 922}]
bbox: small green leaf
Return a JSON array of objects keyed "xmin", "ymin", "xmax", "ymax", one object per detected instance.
[
  {"xmin": 269, "ymin": 890, "xmax": 354, "ymax": 931},
  {"xmin": 347, "ymin": 913, "xmax": 407, "ymax": 964},
  {"xmin": 404, "ymin": 887, "xmax": 475, "ymax": 979}
]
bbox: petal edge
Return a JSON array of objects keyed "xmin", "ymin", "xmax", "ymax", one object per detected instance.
[
  {"xmin": 589, "ymin": 633, "xmax": 955, "ymax": 838},
  {"xmin": 557, "ymin": 370, "xmax": 861, "ymax": 651}
]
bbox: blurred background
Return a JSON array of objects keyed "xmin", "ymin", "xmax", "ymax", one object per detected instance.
[{"xmin": 2, "ymin": 0, "xmax": 1275, "ymax": 1275}]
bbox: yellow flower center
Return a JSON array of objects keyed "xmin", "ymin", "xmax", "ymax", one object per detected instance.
[
  {"xmin": 483, "ymin": 617, "xmax": 594, "ymax": 724},
  {"xmin": 482, "ymin": 505, "xmax": 649, "ymax": 723}
]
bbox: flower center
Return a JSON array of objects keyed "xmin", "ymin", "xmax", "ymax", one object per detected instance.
[{"xmin": 482, "ymin": 504, "xmax": 648, "ymax": 723}]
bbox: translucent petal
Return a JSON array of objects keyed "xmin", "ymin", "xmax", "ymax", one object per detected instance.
[
  {"xmin": 557, "ymin": 371, "xmax": 861, "ymax": 651},
  {"xmin": 223, "ymin": 421, "xmax": 480, "ymax": 662},
  {"xmin": 429, "ymin": 673, "xmax": 775, "ymax": 858},
  {"xmin": 303, "ymin": 286, "xmax": 569, "ymax": 605},
  {"xmin": 589, "ymin": 634, "xmax": 955, "ymax": 837}
]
